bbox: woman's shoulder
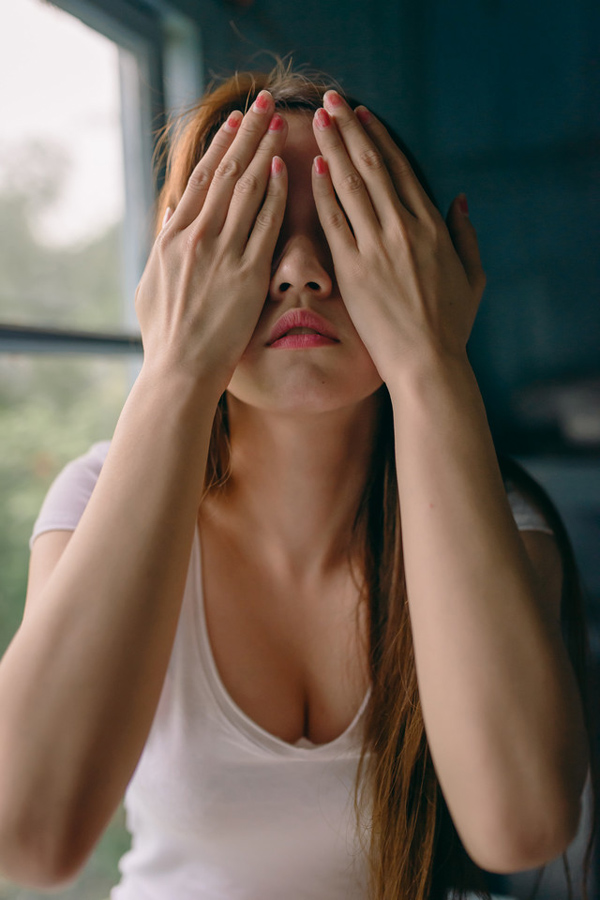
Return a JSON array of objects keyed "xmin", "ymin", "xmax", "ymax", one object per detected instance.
[
  {"xmin": 48, "ymin": 440, "xmax": 111, "ymax": 495},
  {"xmin": 29, "ymin": 440, "xmax": 111, "ymax": 548}
]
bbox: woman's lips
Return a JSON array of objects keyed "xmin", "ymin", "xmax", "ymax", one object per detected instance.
[
  {"xmin": 268, "ymin": 309, "xmax": 339, "ymax": 345},
  {"xmin": 269, "ymin": 332, "xmax": 338, "ymax": 349}
]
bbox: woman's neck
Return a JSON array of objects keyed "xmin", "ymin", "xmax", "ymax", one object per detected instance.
[{"xmin": 201, "ymin": 391, "xmax": 381, "ymax": 582}]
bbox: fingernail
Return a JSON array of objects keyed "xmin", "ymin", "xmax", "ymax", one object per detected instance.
[
  {"xmin": 224, "ymin": 111, "xmax": 242, "ymax": 132},
  {"xmin": 253, "ymin": 90, "xmax": 271, "ymax": 113},
  {"xmin": 314, "ymin": 156, "xmax": 328, "ymax": 176},
  {"xmin": 268, "ymin": 113, "xmax": 284, "ymax": 132},
  {"xmin": 355, "ymin": 106, "xmax": 372, "ymax": 125},
  {"xmin": 314, "ymin": 108, "xmax": 331, "ymax": 130},
  {"xmin": 324, "ymin": 90, "xmax": 343, "ymax": 108},
  {"xmin": 162, "ymin": 206, "xmax": 172, "ymax": 228},
  {"xmin": 458, "ymin": 193, "xmax": 469, "ymax": 215},
  {"xmin": 271, "ymin": 156, "xmax": 284, "ymax": 177}
]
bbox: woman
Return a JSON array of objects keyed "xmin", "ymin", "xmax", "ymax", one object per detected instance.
[{"xmin": 0, "ymin": 62, "xmax": 596, "ymax": 900}]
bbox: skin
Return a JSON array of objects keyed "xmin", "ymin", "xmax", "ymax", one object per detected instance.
[
  {"xmin": 209, "ymin": 112, "xmax": 383, "ymax": 581},
  {"xmin": 0, "ymin": 88, "xmax": 590, "ymax": 887}
]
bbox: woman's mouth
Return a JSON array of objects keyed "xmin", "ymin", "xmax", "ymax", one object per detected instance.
[{"xmin": 269, "ymin": 327, "xmax": 339, "ymax": 349}]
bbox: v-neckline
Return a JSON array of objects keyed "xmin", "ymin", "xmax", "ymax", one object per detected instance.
[{"xmin": 192, "ymin": 525, "xmax": 372, "ymax": 756}]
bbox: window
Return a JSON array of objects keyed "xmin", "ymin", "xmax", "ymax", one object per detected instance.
[{"xmin": 0, "ymin": 0, "xmax": 127, "ymax": 329}]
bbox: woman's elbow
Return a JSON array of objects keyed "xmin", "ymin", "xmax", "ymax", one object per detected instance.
[
  {"xmin": 465, "ymin": 796, "xmax": 583, "ymax": 874},
  {"xmin": 0, "ymin": 813, "xmax": 89, "ymax": 890}
]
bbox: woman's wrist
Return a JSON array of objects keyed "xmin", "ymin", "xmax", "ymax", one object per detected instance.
[
  {"xmin": 384, "ymin": 345, "xmax": 473, "ymax": 407},
  {"xmin": 136, "ymin": 358, "xmax": 227, "ymax": 414}
]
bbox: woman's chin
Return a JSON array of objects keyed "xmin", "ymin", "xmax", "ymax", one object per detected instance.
[
  {"xmin": 225, "ymin": 352, "xmax": 384, "ymax": 414},
  {"xmin": 226, "ymin": 375, "xmax": 382, "ymax": 417}
]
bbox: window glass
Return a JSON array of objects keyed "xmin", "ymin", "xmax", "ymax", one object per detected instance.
[{"xmin": 0, "ymin": 0, "xmax": 126, "ymax": 330}]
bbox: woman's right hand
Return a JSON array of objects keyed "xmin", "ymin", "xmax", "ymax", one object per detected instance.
[{"xmin": 135, "ymin": 89, "xmax": 288, "ymax": 395}]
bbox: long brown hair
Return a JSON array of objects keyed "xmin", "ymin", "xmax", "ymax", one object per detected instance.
[{"xmin": 153, "ymin": 58, "xmax": 599, "ymax": 900}]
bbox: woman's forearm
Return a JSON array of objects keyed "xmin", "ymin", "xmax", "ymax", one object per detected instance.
[
  {"xmin": 387, "ymin": 349, "xmax": 589, "ymax": 872},
  {"xmin": 0, "ymin": 365, "xmax": 220, "ymax": 886}
]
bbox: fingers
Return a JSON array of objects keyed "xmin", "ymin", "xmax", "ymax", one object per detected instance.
[
  {"xmin": 317, "ymin": 91, "xmax": 406, "ymax": 232},
  {"xmin": 198, "ymin": 91, "xmax": 287, "ymax": 238},
  {"xmin": 310, "ymin": 155, "xmax": 356, "ymax": 259},
  {"xmin": 311, "ymin": 105, "xmax": 381, "ymax": 246},
  {"xmin": 169, "ymin": 112, "xmax": 243, "ymax": 231},
  {"xmin": 326, "ymin": 93, "xmax": 437, "ymax": 222},
  {"xmin": 220, "ymin": 111, "xmax": 289, "ymax": 251},
  {"xmin": 446, "ymin": 195, "xmax": 487, "ymax": 302},
  {"xmin": 244, "ymin": 155, "xmax": 288, "ymax": 264}
]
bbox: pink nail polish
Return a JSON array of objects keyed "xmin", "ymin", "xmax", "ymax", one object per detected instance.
[
  {"xmin": 314, "ymin": 156, "xmax": 328, "ymax": 176},
  {"xmin": 324, "ymin": 90, "xmax": 343, "ymax": 107},
  {"xmin": 225, "ymin": 112, "xmax": 241, "ymax": 131},
  {"xmin": 355, "ymin": 106, "xmax": 372, "ymax": 125},
  {"xmin": 268, "ymin": 113, "xmax": 284, "ymax": 131},
  {"xmin": 315, "ymin": 108, "xmax": 331, "ymax": 129},
  {"xmin": 459, "ymin": 194, "xmax": 469, "ymax": 215},
  {"xmin": 253, "ymin": 91, "xmax": 270, "ymax": 112},
  {"xmin": 271, "ymin": 156, "xmax": 283, "ymax": 177}
]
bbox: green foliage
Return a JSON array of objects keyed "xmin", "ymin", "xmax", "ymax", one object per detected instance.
[
  {"xmin": 0, "ymin": 354, "xmax": 130, "ymax": 648},
  {"xmin": 0, "ymin": 140, "xmax": 124, "ymax": 329}
]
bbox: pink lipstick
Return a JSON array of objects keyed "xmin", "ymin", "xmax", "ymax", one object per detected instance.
[{"xmin": 268, "ymin": 309, "xmax": 339, "ymax": 348}]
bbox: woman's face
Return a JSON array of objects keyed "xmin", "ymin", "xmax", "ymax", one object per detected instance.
[{"xmin": 226, "ymin": 112, "xmax": 384, "ymax": 414}]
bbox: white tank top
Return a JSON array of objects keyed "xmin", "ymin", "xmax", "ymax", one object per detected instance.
[{"xmin": 29, "ymin": 441, "xmax": 553, "ymax": 899}]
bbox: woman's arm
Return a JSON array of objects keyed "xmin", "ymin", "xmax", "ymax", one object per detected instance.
[
  {"xmin": 0, "ymin": 91, "xmax": 288, "ymax": 889},
  {"xmin": 310, "ymin": 91, "xmax": 589, "ymax": 874},
  {"xmin": 0, "ymin": 372, "xmax": 217, "ymax": 889},
  {"xmin": 386, "ymin": 351, "xmax": 589, "ymax": 873}
]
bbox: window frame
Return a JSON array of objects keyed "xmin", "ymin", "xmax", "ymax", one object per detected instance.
[{"xmin": 0, "ymin": 0, "xmax": 202, "ymax": 356}]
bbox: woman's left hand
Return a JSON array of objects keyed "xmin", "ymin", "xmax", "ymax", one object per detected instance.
[{"xmin": 311, "ymin": 90, "xmax": 487, "ymax": 382}]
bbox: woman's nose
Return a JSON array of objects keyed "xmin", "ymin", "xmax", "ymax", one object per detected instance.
[{"xmin": 268, "ymin": 238, "xmax": 333, "ymax": 302}]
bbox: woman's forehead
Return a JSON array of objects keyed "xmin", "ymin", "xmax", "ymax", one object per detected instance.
[{"xmin": 279, "ymin": 112, "xmax": 320, "ymax": 171}]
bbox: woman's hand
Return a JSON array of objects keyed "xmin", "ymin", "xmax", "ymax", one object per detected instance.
[
  {"xmin": 310, "ymin": 90, "xmax": 486, "ymax": 383},
  {"xmin": 135, "ymin": 90, "xmax": 288, "ymax": 395}
]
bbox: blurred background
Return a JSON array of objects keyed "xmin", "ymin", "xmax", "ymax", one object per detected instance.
[{"xmin": 0, "ymin": 0, "xmax": 598, "ymax": 897}]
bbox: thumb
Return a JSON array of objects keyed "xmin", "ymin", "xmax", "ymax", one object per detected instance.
[{"xmin": 446, "ymin": 194, "xmax": 486, "ymax": 303}]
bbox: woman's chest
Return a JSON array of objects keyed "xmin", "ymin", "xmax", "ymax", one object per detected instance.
[{"xmin": 198, "ymin": 523, "xmax": 370, "ymax": 746}]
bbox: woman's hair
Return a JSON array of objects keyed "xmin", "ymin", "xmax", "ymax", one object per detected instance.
[{"xmin": 154, "ymin": 58, "xmax": 599, "ymax": 900}]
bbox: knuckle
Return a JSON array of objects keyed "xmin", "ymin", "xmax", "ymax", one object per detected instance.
[
  {"xmin": 234, "ymin": 171, "xmax": 261, "ymax": 196},
  {"xmin": 155, "ymin": 229, "xmax": 171, "ymax": 252},
  {"xmin": 326, "ymin": 210, "xmax": 347, "ymax": 231},
  {"xmin": 336, "ymin": 115, "xmax": 358, "ymax": 134},
  {"xmin": 184, "ymin": 226, "xmax": 205, "ymax": 252},
  {"xmin": 215, "ymin": 156, "xmax": 242, "ymax": 180},
  {"xmin": 187, "ymin": 166, "xmax": 211, "ymax": 193},
  {"xmin": 238, "ymin": 256, "xmax": 257, "ymax": 281},
  {"xmin": 424, "ymin": 213, "xmax": 444, "ymax": 242},
  {"xmin": 238, "ymin": 120, "xmax": 264, "ymax": 146},
  {"xmin": 359, "ymin": 148, "xmax": 384, "ymax": 171},
  {"xmin": 184, "ymin": 231, "xmax": 198, "ymax": 253},
  {"xmin": 254, "ymin": 207, "xmax": 277, "ymax": 231},
  {"xmin": 340, "ymin": 171, "xmax": 364, "ymax": 194},
  {"xmin": 391, "ymin": 157, "xmax": 413, "ymax": 181}
]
